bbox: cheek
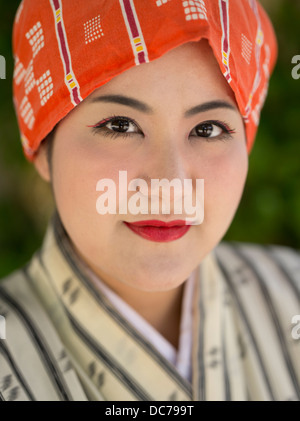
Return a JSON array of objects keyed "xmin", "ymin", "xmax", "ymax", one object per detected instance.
[
  {"xmin": 202, "ymin": 143, "xmax": 248, "ymax": 226},
  {"xmin": 53, "ymin": 153, "xmax": 93, "ymax": 218},
  {"xmin": 51, "ymin": 140, "xmax": 116, "ymax": 247},
  {"xmin": 51, "ymin": 137, "xmax": 141, "ymax": 252}
]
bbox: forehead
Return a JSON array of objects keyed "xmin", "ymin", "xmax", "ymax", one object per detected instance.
[{"xmin": 87, "ymin": 40, "xmax": 237, "ymax": 107}]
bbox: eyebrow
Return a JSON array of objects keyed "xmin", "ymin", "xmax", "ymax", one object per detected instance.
[
  {"xmin": 185, "ymin": 100, "xmax": 236, "ymax": 116},
  {"xmin": 90, "ymin": 94, "xmax": 151, "ymax": 113},
  {"xmin": 90, "ymin": 94, "xmax": 237, "ymax": 116}
]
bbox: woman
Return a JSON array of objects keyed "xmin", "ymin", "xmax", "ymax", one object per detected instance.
[{"xmin": 0, "ymin": 0, "xmax": 299, "ymax": 401}]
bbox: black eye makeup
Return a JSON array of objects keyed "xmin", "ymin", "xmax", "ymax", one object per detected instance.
[
  {"xmin": 189, "ymin": 120, "xmax": 236, "ymax": 141},
  {"xmin": 87, "ymin": 115, "xmax": 142, "ymax": 140},
  {"xmin": 87, "ymin": 115, "xmax": 236, "ymax": 141}
]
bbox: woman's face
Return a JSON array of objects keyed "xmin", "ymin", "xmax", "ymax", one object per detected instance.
[{"xmin": 36, "ymin": 41, "xmax": 248, "ymax": 292}]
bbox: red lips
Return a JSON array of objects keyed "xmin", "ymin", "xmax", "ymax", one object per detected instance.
[{"xmin": 124, "ymin": 220, "xmax": 191, "ymax": 242}]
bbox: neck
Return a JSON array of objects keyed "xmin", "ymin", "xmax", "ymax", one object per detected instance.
[
  {"xmin": 118, "ymin": 283, "xmax": 184, "ymax": 349},
  {"xmin": 83, "ymin": 260, "xmax": 185, "ymax": 349}
]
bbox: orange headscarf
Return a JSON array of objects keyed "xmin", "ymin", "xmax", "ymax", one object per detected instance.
[{"xmin": 12, "ymin": 0, "xmax": 277, "ymax": 160}]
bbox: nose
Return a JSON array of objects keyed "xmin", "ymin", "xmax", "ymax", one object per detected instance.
[
  {"xmin": 133, "ymin": 135, "xmax": 197, "ymax": 215},
  {"xmin": 141, "ymin": 138, "xmax": 191, "ymax": 184}
]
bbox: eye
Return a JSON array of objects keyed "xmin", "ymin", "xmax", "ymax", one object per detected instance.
[
  {"xmin": 190, "ymin": 120, "xmax": 235, "ymax": 141},
  {"xmin": 88, "ymin": 116, "xmax": 142, "ymax": 139},
  {"xmin": 105, "ymin": 118, "xmax": 138, "ymax": 133}
]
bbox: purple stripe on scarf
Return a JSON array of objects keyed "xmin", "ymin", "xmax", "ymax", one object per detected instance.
[{"xmin": 123, "ymin": 0, "xmax": 139, "ymax": 38}]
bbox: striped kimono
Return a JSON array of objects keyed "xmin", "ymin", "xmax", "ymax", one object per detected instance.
[{"xmin": 0, "ymin": 213, "xmax": 299, "ymax": 401}]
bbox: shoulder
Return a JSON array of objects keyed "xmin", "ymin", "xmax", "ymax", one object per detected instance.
[
  {"xmin": 214, "ymin": 241, "xmax": 300, "ymax": 297},
  {"xmin": 215, "ymin": 240, "xmax": 300, "ymax": 265},
  {"xmin": 214, "ymin": 241, "xmax": 300, "ymax": 356},
  {"xmin": 214, "ymin": 242, "xmax": 300, "ymax": 400},
  {"xmin": 0, "ymin": 266, "xmax": 39, "ymax": 341},
  {"xmin": 0, "ymin": 266, "xmax": 85, "ymax": 401},
  {"xmin": 0, "ymin": 267, "xmax": 47, "ymax": 400},
  {"xmin": 213, "ymin": 241, "xmax": 300, "ymax": 343},
  {"xmin": 0, "ymin": 265, "xmax": 48, "ymax": 332}
]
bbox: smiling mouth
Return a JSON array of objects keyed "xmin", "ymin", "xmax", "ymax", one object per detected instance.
[{"xmin": 123, "ymin": 220, "xmax": 191, "ymax": 242}]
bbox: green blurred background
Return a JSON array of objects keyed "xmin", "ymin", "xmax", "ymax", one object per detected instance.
[{"xmin": 0, "ymin": 0, "xmax": 299, "ymax": 278}]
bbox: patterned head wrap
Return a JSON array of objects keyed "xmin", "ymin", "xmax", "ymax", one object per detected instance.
[{"xmin": 12, "ymin": 0, "xmax": 277, "ymax": 161}]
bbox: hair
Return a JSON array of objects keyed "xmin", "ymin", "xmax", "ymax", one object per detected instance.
[{"xmin": 42, "ymin": 126, "xmax": 56, "ymax": 175}]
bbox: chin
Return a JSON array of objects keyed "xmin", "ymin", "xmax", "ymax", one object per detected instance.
[{"xmin": 121, "ymin": 259, "xmax": 196, "ymax": 292}]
